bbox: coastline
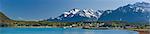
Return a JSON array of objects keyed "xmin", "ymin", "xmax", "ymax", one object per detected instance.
[{"xmin": 134, "ymin": 29, "xmax": 150, "ymax": 34}]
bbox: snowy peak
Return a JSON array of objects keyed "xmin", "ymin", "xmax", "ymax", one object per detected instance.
[
  {"xmin": 67, "ymin": 8, "xmax": 80, "ymax": 14},
  {"xmin": 124, "ymin": 2, "xmax": 150, "ymax": 8},
  {"xmin": 79, "ymin": 9, "xmax": 97, "ymax": 18},
  {"xmin": 48, "ymin": 8, "xmax": 103, "ymax": 22},
  {"xmin": 99, "ymin": 2, "xmax": 150, "ymax": 23},
  {"xmin": 134, "ymin": 2, "xmax": 150, "ymax": 7},
  {"xmin": 133, "ymin": 2, "xmax": 150, "ymax": 13},
  {"xmin": 62, "ymin": 8, "xmax": 80, "ymax": 17},
  {"xmin": 61, "ymin": 8, "xmax": 102, "ymax": 18},
  {"xmin": 115, "ymin": 2, "xmax": 150, "ymax": 13}
]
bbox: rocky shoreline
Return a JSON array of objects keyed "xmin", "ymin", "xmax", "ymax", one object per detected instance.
[{"xmin": 134, "ymin": 29, "xmax": 150, "ymax": 34}]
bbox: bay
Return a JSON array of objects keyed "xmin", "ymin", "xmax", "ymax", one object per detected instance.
[{"xmin": 0, "ymin": 28, "xmax": 138, "ymax": 34}]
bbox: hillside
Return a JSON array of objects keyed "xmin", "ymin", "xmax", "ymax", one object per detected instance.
[{"xmin": 0, "ymin": 12, "xmax": 13, "ymax": 23}]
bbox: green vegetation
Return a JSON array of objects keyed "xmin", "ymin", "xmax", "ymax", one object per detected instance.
[{"xmin": 0, "ymin": 20, "xmax": 149, "ymax": 30}]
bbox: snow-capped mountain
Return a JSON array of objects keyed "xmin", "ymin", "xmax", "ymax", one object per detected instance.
[
  {"xmin": 99, "ymin": 2, "xmax": 150, "ymax": 23},
  {"xmin": 47, "ymin": 8, "xmax": 103, "ymax": 22},
  {"xmin": 47, "ymin": 2, "xmax": 150, "ymax": 23}
]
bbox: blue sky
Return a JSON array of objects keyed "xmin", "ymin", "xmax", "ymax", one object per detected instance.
[{"xmin": 0, "ymin": 0, "xmax": 149, "ymax": 21}]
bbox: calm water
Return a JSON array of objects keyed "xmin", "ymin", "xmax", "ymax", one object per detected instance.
[{"xmin": 0, "ymin": 28, "xmax": 138, "ymax": 34}]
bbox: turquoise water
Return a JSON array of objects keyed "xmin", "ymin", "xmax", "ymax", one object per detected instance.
[{"xmin": 0, "ymin": 28, "xmax": 138, "ymax": 34}]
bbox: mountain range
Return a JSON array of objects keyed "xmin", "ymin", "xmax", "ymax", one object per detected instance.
[
  {"xmin": 47, "ymin": 2, "xmax": 150, "ymax": 23},
  {"xmin": 99, "ymin": 2, "xmax": 150, "ymax": 23},
  {"xmin": 47, "ymin": 8, "xmax": 102, "ymax": 22},
  {"xmin": 0, "ymin": 2, "xmax": 149, "ymax": 23}
]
